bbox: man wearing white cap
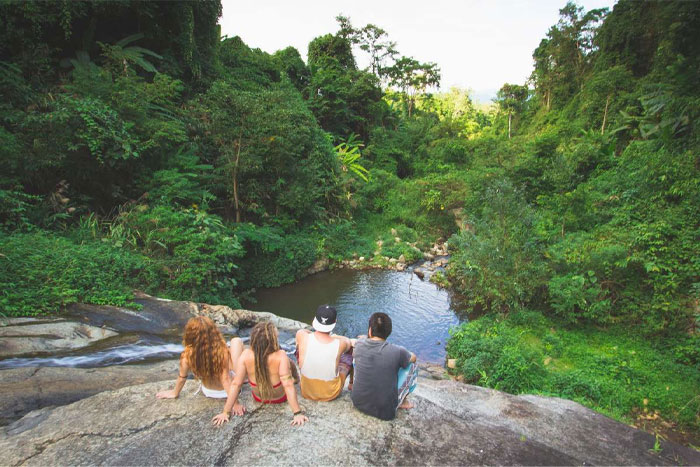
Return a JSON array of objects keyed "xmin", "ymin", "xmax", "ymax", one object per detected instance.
[{"xmin": 295, "ymin": 305, "xmax": 353, "ymax": 401}]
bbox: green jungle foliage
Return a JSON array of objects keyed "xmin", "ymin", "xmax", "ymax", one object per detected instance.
[
  {"xmin": 0, "ymin": 231, "xmax": 144, "ymax": 315},
  {"xmin": 0, "ymin": 0, "xmax": 698, "ymax": 435},
  {"xmin": 446, "ymin": 311, "xmax": 700, "ymax": 432}
]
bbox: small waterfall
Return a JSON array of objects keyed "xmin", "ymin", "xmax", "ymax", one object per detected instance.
[{"xmin": 0, "ymin": 343, "xmax": 184, "ymax": 369}]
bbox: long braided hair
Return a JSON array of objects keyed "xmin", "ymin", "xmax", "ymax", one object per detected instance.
[
  {"xmin": 182, "ymin": 316, "xmax": 229, "ymax": 382},
  {"xmin": 249, "ymin": 321, "xmax": 280, "ymax": 402}
]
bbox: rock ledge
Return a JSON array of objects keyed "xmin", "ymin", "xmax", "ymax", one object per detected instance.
[{"xmin": 2, "ymin": 378, "xmax": 698, "ymax": 466}]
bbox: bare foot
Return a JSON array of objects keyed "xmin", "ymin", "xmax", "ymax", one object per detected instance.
[{"xmin": 398, "ymin": 399, "xmax": 414, "ymax": 409}]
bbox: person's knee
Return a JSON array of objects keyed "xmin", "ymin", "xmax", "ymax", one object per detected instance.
[{"xmin": 230, "ymin": 337, "xmax": 243, "ymax": 349}]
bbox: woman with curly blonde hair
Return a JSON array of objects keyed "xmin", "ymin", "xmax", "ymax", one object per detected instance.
[
  {"xmin": 212, "ymin": 321, "xmax": 308, "ymax": 427},
  {"xmin": 156, "ymin": 316, "xmax": 246, "ymax": 416}
]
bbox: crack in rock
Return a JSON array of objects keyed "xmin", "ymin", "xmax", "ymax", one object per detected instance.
[
  {"xmin": 78, "ymin": 413, "xmax": 190, "ymax": 440},
  {"xmin": 213, "ymin": 405, "xmax": 264, "ymax": 466},
  {"xmin": 12, "ymin": 414, "xmax": 188, "ymax": 466},
  {"xmin": 13, "ymin": 433, "xmax": 75, "ymax": 467}
]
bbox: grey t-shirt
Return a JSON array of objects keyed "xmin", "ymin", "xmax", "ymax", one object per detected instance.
[{"xmin": 351, "ymin": 338, "xmax": 412, "ymax": 420}]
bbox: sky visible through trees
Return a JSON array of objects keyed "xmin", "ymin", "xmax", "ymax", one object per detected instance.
[{"xmin": 220, "ymin": 0, "xmax": 616, "ymax": 102}]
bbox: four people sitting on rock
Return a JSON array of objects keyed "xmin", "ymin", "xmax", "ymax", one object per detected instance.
[{"xmin": 157, "ymin": 305, "xmax": 418, "ymax": 426}]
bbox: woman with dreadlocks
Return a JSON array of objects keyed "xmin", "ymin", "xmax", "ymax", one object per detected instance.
[
  {"xmin": 156, "ymin": 316, "xmax": 246, "ymax": 417},
  {"xmin": 212, "ymin": 321, "xmax": 308, "ymax": 427}
]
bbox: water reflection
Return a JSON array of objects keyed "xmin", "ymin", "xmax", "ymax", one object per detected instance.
[{"xmin": 248, "ymin": 268, "xmax": 466, "ymax": 363}]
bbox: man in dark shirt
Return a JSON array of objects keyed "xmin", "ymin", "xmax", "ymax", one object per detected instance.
[{"xmin": 351, "ymin": 312, "xmax": 418, "ymax": 420}]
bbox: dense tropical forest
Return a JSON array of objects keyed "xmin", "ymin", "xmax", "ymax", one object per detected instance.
[{"xmin": 0, "ymin": 0, "xmax": 698, "ymax": 443}]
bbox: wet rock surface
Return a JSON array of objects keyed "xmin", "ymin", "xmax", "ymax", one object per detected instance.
[
  {"xmin": 2, "ymin": 377, "xmax": 698, "ymax": 466},
  {"xmin": 1, "ymin": 294, "xmax": 308, "ymax": 361},
  {"xmin": 64, "ymin": 295, "xmax": 196, "ymax": 335},
  {"xmin": 0, "ymin": 320, "xmax": 118, "ymax": 358}
]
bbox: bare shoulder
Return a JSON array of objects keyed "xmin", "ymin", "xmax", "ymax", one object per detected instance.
[
  {"xmin": 296, "ymin": 329, "xmax": 310, "ymax": 339},
  {"xmin": 274, "ymin": 349, "xmax": 289, "ymax": 360},
  {"xmin": 241, "ymin": 348, "xmax": 254, "ymax": 361},
  {"xmin": 270, "ymin": 350, "xmax": 290, "ymax": 372},
  {"xmin": 333, "ymin": 334, "xmax": 351, "ymax": 349}
]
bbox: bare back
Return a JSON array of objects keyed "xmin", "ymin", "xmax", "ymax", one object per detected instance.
[
  {"xmin": 241, "ymin": 348, "xmax": 287, "ymax": 400},
  {"xmin": 183, "ymin": 351, "xmax": 232, "ymax": 391}
]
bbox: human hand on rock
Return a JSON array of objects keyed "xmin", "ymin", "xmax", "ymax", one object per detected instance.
[
  {"xmin": 212, "ymin": 412, "xmax": 230, "ymax": 426},
  {"xmin": 291, "ymin": 413, "xmax": 308, "ymax": 426},
  {"xmin": 231, "ymin": 402, "xmax": 246, "ymax": 416},
  {"xmin": 156, "ymin": 389, "xmax": 177, "ymax": 399}
]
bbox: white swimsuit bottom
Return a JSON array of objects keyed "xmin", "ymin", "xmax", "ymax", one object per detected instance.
[
  {"xmin": 196, "ymin": 370, "xmax": 235, "ymax": 399},
  {"xmin": 200, "ymin": 385, "xmax": 228, "ymax": 398}
]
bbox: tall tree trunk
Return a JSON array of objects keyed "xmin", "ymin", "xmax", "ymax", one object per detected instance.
[
  {"xmin": 233, "ymin": 136, "xmax": 241, "ymax": 223},
  {"xmin": 601, "ymin": 93, "xmax": 611, "ymax": 135},
  {"xmin": 508, "ymin": 111, "xmax": 512, "ymax": 139},
  {"xmin": 546, "ymin": 90, "xmax": 551, "ymax": 110}
]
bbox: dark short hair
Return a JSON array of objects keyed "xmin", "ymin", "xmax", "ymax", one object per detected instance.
[{"xmin": 368, "ymin": 312, "xmax": 392, "ymax": 339}]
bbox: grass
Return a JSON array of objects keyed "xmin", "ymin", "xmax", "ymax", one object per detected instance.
[{"xmin": 446, "ymin": 311, "xmax": 700, "ymax": 444}]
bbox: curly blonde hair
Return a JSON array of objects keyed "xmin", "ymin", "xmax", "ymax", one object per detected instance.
[{"xmin": 182, "ymin": 316, "xmax": 229, "ymax": 382}]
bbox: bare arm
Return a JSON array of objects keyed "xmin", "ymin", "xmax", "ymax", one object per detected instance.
[
  {"xmin": 212, "ymin": 350, "xmax": 248, "ymax": 426},
  {"xmin": 279, "ymin": 352, "xmax": 308, "ymax": 426},
  {"xmin": 333, "ymin": 335, "xmax": 352, "ymax": 353},
  {"xmin": 156, "ymin": 353, "xmax": 189, "ymax": 399},
  {"xmin": 295, "ymin": 329, "xmax": 309, "ymax": 367}
]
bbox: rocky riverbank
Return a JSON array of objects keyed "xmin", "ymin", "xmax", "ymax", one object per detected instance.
[
  {"xmin": 2, "ymin": 376, "xmax": 699, "ymax": 466},
  {"xmin": 0, "ymin": 361, "xmax": 177, "ymax": 426},
  {"xmin": 0, "ymin": 292, "xmax": 308, "ymax": 362},
  {"xmin": 307, "ymin": 235, "xmax": 451, "ymax": 278}
]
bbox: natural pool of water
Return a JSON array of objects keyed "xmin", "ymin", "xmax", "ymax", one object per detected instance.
[{"xmin": 247, "ymin": 267, "xmax": 466, "ymax": 363}]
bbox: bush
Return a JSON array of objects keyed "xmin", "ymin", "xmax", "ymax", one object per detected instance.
[
  {"xmin": 316, "ymin": 219, "xmax": 375, "ymax": 261},
  {"xmin": 74, "ymin": 204, "xmax": 244, "ymax": 305},
  {"xmin": 0, "ymin": 186, "xmax": 40, "ymax": 230},
  {"xmin": 447, "ymin": 312, "xmax": 700, "ymax": 431},
  {"xmin": 548, "ymin": 272, "xmax": 612, "ymax": 323},
  {"xmin": 447, "ymin": 178, "xmax": 546, "ymax": 312},
  {"xmin": 0, "ymin": 231, "xmax": 144, "ymax": 315},
  {"xmin": 381, "ymin": 241, "xmax": 422, "ymax": 263},
  {"xmin": 427, "ymin": 137, "xmax": 472, "ymax": 166},
  {"xmin": 447, "ymin": 314, "xmax": 546, "ymax": 393}
]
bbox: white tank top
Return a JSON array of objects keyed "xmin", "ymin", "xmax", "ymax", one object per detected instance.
[{"xmin": 301, "ymin": 333, "xmax": 340, "ymax": 381}]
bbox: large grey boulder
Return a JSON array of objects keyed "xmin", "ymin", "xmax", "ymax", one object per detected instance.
[
  {"xmin": 0, "ymin": 319, "xmax": 118, "ymax": 358},
  {"xmin": 65, "ymin": 293, "xmax": 309, "ymax": 335},
  {"xmin": 2, "ymin": 378, "xmax": 697, "ymax": 466},
  {"xmin": 0, "ymin": 295, "xmax": 307, "ymax": 360},
  {"xmin": 0, "ymin": 361, "xmax": 178, "ymax": 426}
]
